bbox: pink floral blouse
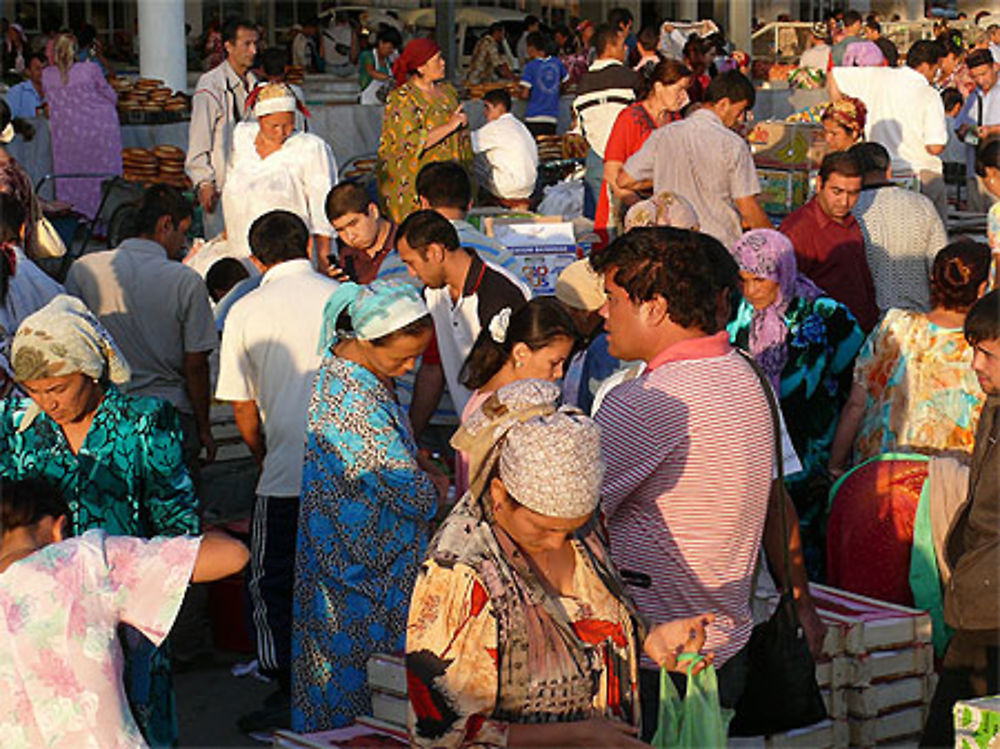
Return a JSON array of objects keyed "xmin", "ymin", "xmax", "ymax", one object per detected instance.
[{"xmin": 0, "ymin": 530, "xmax": 199, "ymax": 748}]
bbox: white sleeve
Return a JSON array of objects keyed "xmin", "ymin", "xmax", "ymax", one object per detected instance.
[
  {"xmin": 305, "ymin": 138, "xmax": 338, "ymax": 238},
  {"xmin": 983, "ymin": 88, "xmax": 1000, "ymax": 127},
  {"xmin": 214, "ymin": 304, "xmax": 255, "ymax": 401},
  {"xmin": 921, "ymin": 89, "xmax": 948, "ymax": 147},
  {"xmin": 775, "ymin": 408, "xmax": 803, "ymax": 479},
  {"xmin": 470, "ymin": 121, "xmax": 500, "ymax": 154}
]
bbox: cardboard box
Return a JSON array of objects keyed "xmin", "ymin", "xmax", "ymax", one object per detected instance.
[
  {"xmin": 812, "ymin": 584, "xmax": 933, "ymax": 655},
  {"xmin": 489, "ymin": 220, "xmax": 581, "ymax": 296},
  {"xmin": 366, "ymin": 654, "xmax": 406, "ymax": 697},
  {"xmin": 749, "ymin": 121, "xmax": 829, "ymax": 170},
  {"xmin": 757, "ymin": 167, "xmax": 813, "ymax": 215},
  {"xmin": 846, "ymin": 676, "xmax": 934, "ymax": 719},
  {"xmin": 954, "ymin": 696, "xmax": 1000, "ymax": 749}
]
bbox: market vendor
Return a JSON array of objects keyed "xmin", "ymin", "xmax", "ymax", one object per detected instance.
[{"xmin": 822, "ymin": 95, "xmax": 867, "ymax": 152}]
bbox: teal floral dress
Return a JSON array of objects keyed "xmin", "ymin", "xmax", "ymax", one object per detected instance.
[
  {"xmin": 292, "ymin": 356, "xmax": 437, "ymax": 731},
  {"xmin": 729, "ymin": 295, "xmax": 864, "ymax": 579},
  {"xmin": 0, "ymin": 385, "xmax": 200, "ymax": 748}
]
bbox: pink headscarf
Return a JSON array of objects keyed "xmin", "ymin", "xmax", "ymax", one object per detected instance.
[
  {"xmin": 732, "ymin": 229, "xmax": 823, "ymax": 390},
  {"xmin": 392, "ymin": 37, "xmax": 440, "ymax": 86}
]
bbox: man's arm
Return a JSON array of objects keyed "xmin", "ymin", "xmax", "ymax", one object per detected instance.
[
  {"xmin": 735, "ymin": 194, "xmax": 773, "ymax": 230},
  {"xmin": 231, "ymin": 399, "xmax": 265, "ymax": 468},
  {"xmin": 182, "ymin": 350, "xmax": 215, "ymax": 464},
  {"xmin": 925, "ymin": 144, "xmax": 945, "ymax": 156},
  {"xmin": 410, "ymin": 361, "xmax": 444, "ymax": 441},
  {"xmin": 185, "ymin": 86, "xmax": 221, "ymax": 213},
  {"xmin": 763, "ymin": 481, "xmax": 826, "ymax": 656},
  {"xmin": 616, "ymin": 167, "xmax": 653, "ymax": 194}
]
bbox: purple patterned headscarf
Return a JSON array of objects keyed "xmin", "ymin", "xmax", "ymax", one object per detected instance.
[{"xmin": 732, "ymin": 229, "xmax": 823, "ymax": 390}]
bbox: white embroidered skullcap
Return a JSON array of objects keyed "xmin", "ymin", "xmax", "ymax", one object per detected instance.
[
  {"xmin": 499, "ymin": 409, "xmax": 604, "ymax": 518},
  {"xmin": 253, "ymin": 82, "xmax": 299, "ymax": 117}
]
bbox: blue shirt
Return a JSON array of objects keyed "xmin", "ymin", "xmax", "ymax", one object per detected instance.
[
  {"xmin": 521, "ymin": 56, "xmax": 567, "ymax": 122},
  {"xmin": 6, "ymin": 80, "xmax": 43, "ymax": 119}
]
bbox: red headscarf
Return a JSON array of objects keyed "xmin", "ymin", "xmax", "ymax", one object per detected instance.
[{"xmin": 393, "ymin": 38, "xmax": 441, "ymax": 86}]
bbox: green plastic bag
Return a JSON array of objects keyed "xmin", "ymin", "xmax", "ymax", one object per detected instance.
[{"xmin": 651, "ymin": 655, "xmax": 733, "ymax": 749}]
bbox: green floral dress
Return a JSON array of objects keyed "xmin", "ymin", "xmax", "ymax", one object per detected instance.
[
  {"xmin": 376, "ymin": 80, "xmax": 473, "ymax": 224},
  {"xmin": 729, "ymin": 295, "xmax": 864, "ymax": 579},
  {"xmin": 0, "ymin": 385, "xmax": 200, "ymax": 748}
]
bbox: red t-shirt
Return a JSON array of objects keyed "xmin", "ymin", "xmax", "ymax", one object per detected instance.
[{"xmin": 595, "ymin": 102, "xmax": 679, "ymax": 230}]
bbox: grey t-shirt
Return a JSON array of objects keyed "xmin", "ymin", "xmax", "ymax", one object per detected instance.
[
  {"xmin": 65, "ymin": 238, "xmax": 218, "ymax": 413},
  {"xmin": 623, "ymin": 108, "xmax": 760, "ymax": 249}
]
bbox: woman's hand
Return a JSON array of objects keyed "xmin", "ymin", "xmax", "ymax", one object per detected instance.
[
  {"xmin": 643, "ymin": 614, "xmax": 715, "ymax": 674},
  {"xmin": 417, "ymin": 449, "xmax": 451, "ymax": 502},
  {"xmin": 449, "ymin": 107, "xmax": 468, "ymax": 132}
]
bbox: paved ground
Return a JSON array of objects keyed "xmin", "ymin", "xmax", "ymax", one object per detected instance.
[{"xmin": 175, "ymin": 651, "xmax": 276, "ymax": 748}]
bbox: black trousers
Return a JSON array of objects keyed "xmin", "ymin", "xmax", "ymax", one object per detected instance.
[
  {"xmin": 526, "ymin": 120, "xmax": 557, "ymax": 137},
  {"xmin": 639, "ymin": 641, "xmax": 751, "ymax": 742},
  {"xmin": 921, "ymin": 631, "xmax": 999, "ymax": 747},
  {"xmin": 248, "ymin": 494, "xmax": 300, "ymax": 689}
]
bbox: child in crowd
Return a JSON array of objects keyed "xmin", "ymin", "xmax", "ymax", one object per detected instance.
[
  {"xmin": 519, "ymin": 31, "xmax": 568, "ymax": 137},
  {"xmin": 0, "ymin": 477, "xmax": 249, "ymax": 748},
  {"xmin": 471, "ymin": 88, "xmax": 539, "ymax": 209}
]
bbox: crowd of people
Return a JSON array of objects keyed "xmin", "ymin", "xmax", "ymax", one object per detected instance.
[{"xmin": 0, "ymin": 6, "xmax": 999, "ymax": 749}]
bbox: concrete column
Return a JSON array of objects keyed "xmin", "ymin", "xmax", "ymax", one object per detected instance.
[
  {"xmin": 677, "ymin": 0, "xmax": 698, "ymax": 22},
  {"xmin": 138, "ymin": 0, "xmax": 186, "ymax": 93},
  {"xmin": 435, "ymin": 0, "xmax": 458, "ymax": 84},
  {"xmin": 729, "ymin": 0, "xmax": 752, "ymax": 54}
]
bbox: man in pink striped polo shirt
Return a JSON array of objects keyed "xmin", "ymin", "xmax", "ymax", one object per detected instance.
[{"xmin": 592, "ymin": 227, "xmax": 775, "ymax": 740}]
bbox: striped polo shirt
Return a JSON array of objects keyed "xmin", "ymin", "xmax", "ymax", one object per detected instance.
[{"xmin": 596, "ymin": 332, "xmax": 774, "ymax": 666}]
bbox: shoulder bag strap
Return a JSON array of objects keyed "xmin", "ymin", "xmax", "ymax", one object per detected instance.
[{"xmin": 734, "ymin": 349, "xmax": 792, "ymax": 585}]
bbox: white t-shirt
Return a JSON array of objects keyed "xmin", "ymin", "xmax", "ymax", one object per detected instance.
[
  {"xmin": 222, "ymin": 123, "xmax": 338, "ymax": 257},
  {"xmin": 471, "ymin": 113, "xmax": 539, "ymax": 200},
  {"xmin": 832, "ymin": 66, "xmax": 949, "ymax": 175},
  {"xmin": 216, "ymin": 259, "xmax": 339, "ymax": 497}
]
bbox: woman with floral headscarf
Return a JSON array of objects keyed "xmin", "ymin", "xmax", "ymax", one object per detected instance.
[
  {"xmin": 821, "ymin": 95, "xmax": 867, "ymax": 152},
  {"xmin": 727, "ymin": 229, "xmax": 863, "ymax": 579},
  {"xmin": 407, "ymin": 379, "xmax": 715, "ymax": 748},
  {"xmin": 0, "ymin": 294, "xmax": 199, "ymax": 747},
  {"xmin": 292, "ymin": 280, "xmax": 448, "ymax": 732}
]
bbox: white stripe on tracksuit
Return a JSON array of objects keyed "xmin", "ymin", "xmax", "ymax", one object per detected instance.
[{"xmin": 248, "ymin": 494, "xmax": 278, "ymax": 670}]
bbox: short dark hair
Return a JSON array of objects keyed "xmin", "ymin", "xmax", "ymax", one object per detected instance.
[
  {"xmin": 525, "ymin": 30, "xmax": 547, "ymax": 53},
  {"xmin": 966, "ymin": 47, "xmax": 995, "ymax": 70},
  {"xmin": 930, "ymin": 239, "xmax": 991, "ymax": 312},
  {"xmin": 376, "ymin": 25, "xmax": 402, "ymax": 49},
  {"xmin": 524, "ymin": 15, "xmax": 540, "ymax": 30},
  {"xmin": 205, "ymin": 257, "xmax": 249, "ymax": 301},
  {"xmin": 704, "ymin": 70, "xmax": 756, "ymax": 108},
  {"xmin": 0, "ymin": 190, "xmax": 25, "ymax": 243},
  {"xmin": 461, "ymin": 296, "xmax": 578, "ymax": 389},
  {"xmin": 396, "ymin": 209, "xmax": 460, "ymax": 258},
  {"xmin": 592, "ymin": 24, "xmax": 618, "ymax": 55},
  {"xmin": 326, "ymin": 182, "xmax": 374, "ymax": 222},
  {"xmin": 637, "ymin": 24, "xmax": 659, "ymax": 52},
  {"xmin": 261, "ymin": 47, "xmax": 288, "ymax": 77},
  {"xmin": 483, "ymin": 87, "xmax": 511, "ymax": 111},
  {"xmin": 488, "ymin": 22, "xmax": 505, "ymax": 36},
  {"xmin": 608, "ymin": 7, "xmax": 633, "ymax": 30},
  {"xmin": 819, "ymin": 150, "xmax": 862, "ymax": 182},
  {"xmin": 134, "ymin": 185, "xmax": 193, "ymax": 236},
  {"xmin": 248, "ymin": 209, "xmax": 309, "ymax": 265},
  {"xmin": 941, "ymin": 87, "xmax": 964, "ymax": 114},
  {"xmin": 907, "ymin": 39, "xmax": 946, "ymax": 70},
  {"xmin": 416, "ymin": 161, "xmax": 471, "ymax": 210},
  {"xmin": 865, "ymin": 18, "xmax": 882, "ymax": 33},
  {"xmin": 223, "ymin": 16, "xmax": 257, "ymax": 45},
  {"xmin": 1, "ymin": 478, "xmax": 69, "ymax": 534},
  {"xmin": 842, "ymin": 10, "xmax": 863, "ymax": 27},
  {"xmin": 849, "ymin": 141, "xmax": 890, "ymax": 175},
  {"xmin": 965, "ymin": 289, "xmax": 1000, "ymax": 346},
  {"xmin": 977, "ymin": 135, "xmax": 1000, "ymax": 177},
  {"xmin": 27, "ymin": 51, "xmax": 46, "ymax": 67},
  {"xmin": 589, "ymin": 227, "xmax": 722, "ymax": 334}
]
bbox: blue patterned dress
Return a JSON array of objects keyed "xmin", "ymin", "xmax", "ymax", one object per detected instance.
[
  {"xmin": 0, "ymin": 385, "xmax": 200, "ymax": 747},
  {"xmin": 292, "ymin": 356, "xmax": 438, "ymax": 731}
]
